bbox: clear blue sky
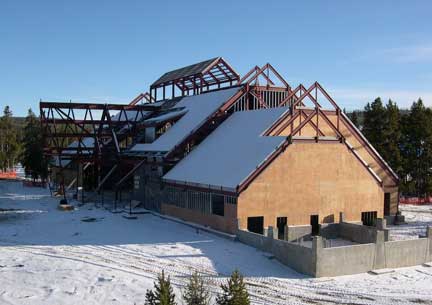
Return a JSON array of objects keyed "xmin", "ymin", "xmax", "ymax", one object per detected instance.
[{"xmin": 1, "ymin": 0, "xmax": 431, "ymax": 116}]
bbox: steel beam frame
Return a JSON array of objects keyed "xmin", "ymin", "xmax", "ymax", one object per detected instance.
[{"xmin": 150, "ymin": 57, "xmax": 240, "ymax": 101}]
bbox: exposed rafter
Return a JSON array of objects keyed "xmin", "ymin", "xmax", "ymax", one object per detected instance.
[
  {"xmin": 150, "ymin": 57, "xmax": 240, "ymax": 101},
  {"xmin": 240, "ymin": 63, "xmax": 290, "ymax": 88}
]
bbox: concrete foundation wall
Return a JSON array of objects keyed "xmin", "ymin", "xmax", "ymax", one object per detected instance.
[
  {"xmin": 385, "ymin": 214, "xmax": 406, "ymax": 225},
  {"xmin": 272, "ymin": 238, "xmax": 314, "ymax": 275},
  {"xmin": 315, "ymin": 228, "xmax": 432, "ymax": 277},
  {"xmin": 237, "ymin": 225, "xmax": 432, "ymax": 278},
  {"xmin": 316, "ymin": 236, "xmax": 432, "ymax": 277},
  {"xmin": 384, "ymin": 239, "xmax": 429, "ymax": 268},
  {"xmin": 319, "ymin": 223, "xmax": 340, "ymax": 239},
  {"xmin": 237, "ymin": 228, "xmax": 314, "ymax": 276},
  {"xmin": 339, "ymin": 222, "xmax": 377, "ymax": 244},
  {"xmin": 237, "ymin": 228, "xmax": 270, "ymax": 250},
  {"xmin": 317, "ymin": 243, "xmax": 376, "ymax": 277},
  {"xmin": 285, "ymin": 225, "xmax": 312, "ymax": 241}
]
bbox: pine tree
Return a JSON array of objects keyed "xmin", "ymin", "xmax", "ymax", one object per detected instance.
[
  {"xmin": 216, "ymin": 270, "xmax": 250, "ymax": 305},
  {"xmin": 145, "ymin": 270, "xmax": 177, "ymax": 305},
  {"xmin": 362, "ymin": 98, "xmax": 386, "ymax": 154},
  {"xmin": 22, "ymin": 108, "xmax": 48, "ymax": 181},
  {"xmin": 0, "ymin": 106, "xmax": 20, "ymax": 171},
  {"xmin": 382, "ymin": 100, "xmax": 403, "ymax": 177},
  {"xmin": 350, "ymin": 111, "xmax": 360, "ymax": 128},
  {"xmin": 182, "ymin": 272, "xmax": 210, "ymax": 305},
  {"xmin": 400, "ymin": 99, "xmax": 432, "ymax": 196}
]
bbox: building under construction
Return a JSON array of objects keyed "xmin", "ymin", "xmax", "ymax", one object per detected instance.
[{"xmin": 40, "ymin": 57, "xmax": 399, "ymax": 236}]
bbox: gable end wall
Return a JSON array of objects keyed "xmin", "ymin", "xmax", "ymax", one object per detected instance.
[{"xmin": 237, "ymin": 142, "xmax": 384, "ymax": 229}]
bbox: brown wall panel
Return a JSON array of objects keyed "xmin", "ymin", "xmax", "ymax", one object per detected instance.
[
  {"xmin": 271, "ymin": 113, "xmax": 399, "ymax": 215},
  {"xmin": 238, "ymin": 142, "xmax": 384, "ymax": 230}
]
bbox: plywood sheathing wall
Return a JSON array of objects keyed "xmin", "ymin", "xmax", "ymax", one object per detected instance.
[
  {"xmin": 237, "ymin": 142, "xmax": 384, "ymax": 229},
  {"xmin": 268, "ymin": 112, "xmax": 398, "ymax": 214}
]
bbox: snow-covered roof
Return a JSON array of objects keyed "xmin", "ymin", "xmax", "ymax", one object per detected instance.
[
  {"xmin": 51, "ymin": 156, "xmax": 74, "ymax": 168},
  {"xmin": 63, "ymin": 137, "xmax": 95, "ymax": 155},
  {"xmin": 56, "ymin": 108, "xmax": 155, "ymax": 165},
  {"xmin": 163, "ymin": 108, "xmax": 288, "ymax": 191},
  {"xmin": 111, "ymin": 110, "xmax": 152, "ymax": 122},
  {"xmin": 152, "ymin": 57, "xmax": 219, "ymax": 87},
  {"xmin": 130, "ymin": 87, "xmax": 240, "ymax": 154},
  {"xmin": 50, "ymin": 137, "xmax": 94, "ymax": 167},
  {"xmin": 143, "ymin": 108, "xmax": 187, "ymax": 125}
]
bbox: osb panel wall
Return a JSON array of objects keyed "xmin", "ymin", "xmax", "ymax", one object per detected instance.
[
  {"xmin": 271, "ymin": 114, "xmax": 337, "ymax": 138},
  {"xmin": 237, "ymin": 142, "xmax": 384, "ymax": 229},
  {"xmin": 160, "ymin": 203, "xmax": 238, "ymax": 234},
  {"xmin": 271, "ymin": 113, "xmax": 399, "ymax": 214},
  {"xmin": 335, "ymin": 115, "xmax": 399, "ymax": 214}
]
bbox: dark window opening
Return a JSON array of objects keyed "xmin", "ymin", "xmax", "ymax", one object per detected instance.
[
  {"xmin": 361, "ymin": 211, "xmax": 377, "ymax": 226},
  {"xmin": 322, "ymin": 214, "xmax": 334, "ymax": 223},
  {"xmin": 310, "ymin": 215, "xmax": 319, "ymax": 236},
  {"xmin": 277, "ymin": 217, "xmax": 287, "ymax": 240},
  {"xmin": 384, "ymin": 193, "xmax": 391, "ymax": 216},
  {"xmin": 211, "ymin": 194, "xmax": 224, "ymax": 216},
  {"xmin": 247, "ymin": 217, "xmax": 264, "ymax": 235}
]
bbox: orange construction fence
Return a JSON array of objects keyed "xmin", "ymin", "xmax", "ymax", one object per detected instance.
[
  {"xmin": 0, "ymin": 171, "xmax": 17, "ymax": 179},
  {"xmin": 400, "ymin": 196, "xmax": 432, "ymax": 205}
]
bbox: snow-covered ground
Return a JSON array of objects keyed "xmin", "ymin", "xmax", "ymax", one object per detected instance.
[
  {"xmin": 0, "ymin": 181, "xmax": 432, "ymax": 305},
  {"xmin": 388, "ymin": 204, "xmax": 432, "ymax": 241}
]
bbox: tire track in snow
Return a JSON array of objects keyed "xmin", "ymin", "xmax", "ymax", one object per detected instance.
[{"xmin": 3, "ymin": 243, "xmax": 432, "ymax": 305}]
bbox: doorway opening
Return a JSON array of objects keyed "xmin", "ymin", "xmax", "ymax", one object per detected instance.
[
  {"xmin": 247, "ymin": 216, "xmax": 264, "ymax": 235},
  {"xmin": 384, "ymin": 193, "xmax": 391, "ymax": 216},
  {"xmin": 277, "ymin": 217, "xmax": 287, "ymax": 240},
  {"xmin": 310, "ymin": 215, "xmax": 319, "ymax": 236}
]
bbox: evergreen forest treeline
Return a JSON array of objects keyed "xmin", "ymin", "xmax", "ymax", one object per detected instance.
[{"xmin": 348, "ymin": 98, "xmax": 432, "ymax": 197}]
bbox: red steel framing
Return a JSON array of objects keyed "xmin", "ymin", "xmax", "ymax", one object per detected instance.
[
  {"xmin": 150, "ymin": 57, "xmax": 240, "ymax": 101},
  {"xmin": 39, "ymin": 58, "xmax": 398, "ymax": 199}
]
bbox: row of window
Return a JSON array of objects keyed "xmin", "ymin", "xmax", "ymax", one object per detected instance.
[
  {"xmin": 361, "ymin": 211, "xmax": 378, "ymax": 226},
  {"xmin": 247, "ymin": 211, "xmax": 379, "ymax": 237},
  {"xmin": 163, "ymin": 186, "xmax": 237, "ymax": 216}
]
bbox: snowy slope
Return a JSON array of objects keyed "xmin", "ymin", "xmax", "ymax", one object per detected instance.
[{"xmin": 0, "ymin": 181, "xmax": 431, "ymax": 305}]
